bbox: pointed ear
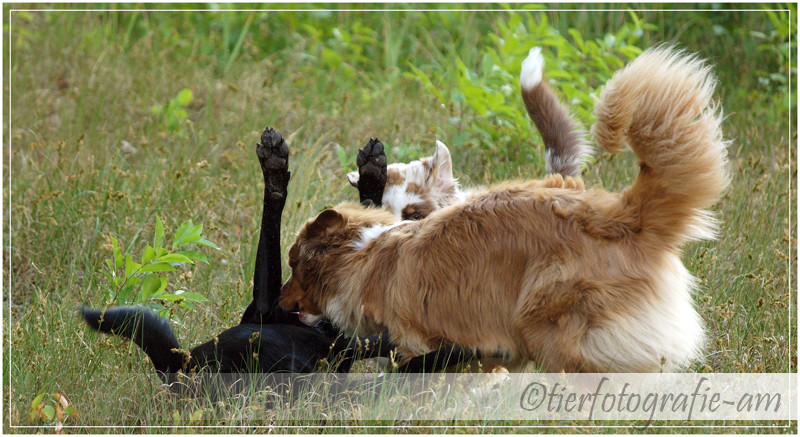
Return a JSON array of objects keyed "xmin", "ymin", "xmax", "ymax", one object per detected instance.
[
  {"xmin": 307, "ymin": 209, "xmax": 345, "ymax": 238},
  {"xmin": 346, "ymin": 171, "xmax": 360, "ymax": 188},
  {"xmin": 428, "ymin": 140, "xmax": 454, "ymax": 186}
]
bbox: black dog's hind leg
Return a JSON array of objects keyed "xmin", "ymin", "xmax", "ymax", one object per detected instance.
[
  {"xmin": 241, "ymin": 127, "xmax": 295, "ymax": 326},
  {"xmin": 356, "ymin": 138, "xmax": 387, "ymax": 207}
]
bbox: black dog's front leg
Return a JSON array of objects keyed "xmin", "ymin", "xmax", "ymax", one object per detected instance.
[
  {"xmin": 356, "ymin": 138, "xmax": 387, "ymax": 207},
  {"xmin": 240, "ymin": 127, "xmax": 295, "ymax": 326}
]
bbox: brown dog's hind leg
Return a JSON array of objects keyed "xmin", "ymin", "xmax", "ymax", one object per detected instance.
[{"xmin": 356, "ymin": 138, "xmax": 387, "ymax": 207}]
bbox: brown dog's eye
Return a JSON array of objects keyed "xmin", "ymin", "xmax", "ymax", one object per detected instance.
[{"xmin": 404, "ymin": 212, "xmax": 423, "ymax": 221}]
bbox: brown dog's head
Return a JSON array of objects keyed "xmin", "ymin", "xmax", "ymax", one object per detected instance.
[
  {"xmin": 279, "ymin": 204, "xmax": 399, "ymax": 334},
  {"xmin": 279, "ymin": 209, "xmax": 346, "ymax": 326}
]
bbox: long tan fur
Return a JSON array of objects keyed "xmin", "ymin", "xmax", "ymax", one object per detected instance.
[{"xmin": 280, "ymin": 46, "xmax": 729, "ymax": 372}]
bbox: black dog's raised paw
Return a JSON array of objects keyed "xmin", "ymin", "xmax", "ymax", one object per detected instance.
[
  {"xmin": 257, "ymin": 127, "xmax": 290, "ymax": 202},
  {"xmin": 357, "ymin": 138, "xmax": 387, "ymax": 206}
]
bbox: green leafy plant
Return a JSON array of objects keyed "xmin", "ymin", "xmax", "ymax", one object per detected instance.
[
  {"xmin": 151, "ymin": 88, "xmax": 193, "ymax": 136},
  {"xmin": 751, "ymin": 7, "xmax": 796, "ymax": 114},
  {"xmin": 406, "ymin": 10, "xmax": 653, "ymax": 166},
  {"xmin": 102, "ymin": 217, "xmax": 218, "ymax": 319},
  {"xmin": 28, "ymin": 392, "xmax": 77, "ymax": 433}
]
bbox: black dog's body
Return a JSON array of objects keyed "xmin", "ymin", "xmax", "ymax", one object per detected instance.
[
  {"xmin": 81, "ymin": 306, "xmax": 357, "ymax": 375},
  {"xmin": 81, "ymin": 128, "xmax": 471, "ymax": 387}
]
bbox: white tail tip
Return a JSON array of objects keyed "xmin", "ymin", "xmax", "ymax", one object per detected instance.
[{"xmin": 520, "ymin": 47, "xmax": 544, "ymax": 91}]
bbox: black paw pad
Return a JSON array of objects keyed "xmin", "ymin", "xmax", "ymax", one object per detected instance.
[
  {"xmin": 257, "ymin": 127, "xmax": 289, "ymax": 171},
  {"xmin": 257, "ymin": 127, "xmax": 290, "ymax": 202},
  {"xmin": 357, "ymin": 137, "xmax": 387, "ymax": 206}
]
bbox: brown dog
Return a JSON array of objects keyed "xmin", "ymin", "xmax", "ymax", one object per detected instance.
[{"xmin": 280, "ymin": 46, "xmax": 729, "ymax": 372}]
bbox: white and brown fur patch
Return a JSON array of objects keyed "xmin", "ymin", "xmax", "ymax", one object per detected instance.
[
  {"xmin": 285, "ymin": 46, "xmax": 729, "ymax": 372},
  {"xmin": 347, "ymin": 47, "xmax": 590, "ymax": 221},
  {"xmin": 349, "ymin": 140, "xmax": 460, "ymax": 221}
]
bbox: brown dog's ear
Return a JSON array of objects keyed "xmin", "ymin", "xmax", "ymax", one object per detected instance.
[{"xmin": 307, "ymin": 209, "xmax": 345, "ymax": 238}]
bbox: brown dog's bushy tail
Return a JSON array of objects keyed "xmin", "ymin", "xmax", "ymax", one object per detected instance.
[
  {"xmin": 520, "ymin": 47, "xmax": 592, "ymax": 179},
  {"xmin": 591, "ymin": 45, "xmax": 730, "ymax": 246}
]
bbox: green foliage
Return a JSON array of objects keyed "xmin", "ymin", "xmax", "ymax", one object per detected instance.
[
  {"xmin": 28, "ymin": 392, "xmax": 77, "ymax": 432},
  {"xmin": 406, "ymin": 10, "xmax": 651, "ymax": 165},
  {"xmin": 101, "ymin": 217, "xmax": 218, "ymax": 319},
  {"xmin": 750, "ymin": 7, "xmax": 796, "ymax": 113},
  {"xmin": 150, "ymin": 88, "xmax": 193, "ymax": 137},
  {"xmin": 671, "ymin": 5, "xmax": 796, "ymax": 125}
]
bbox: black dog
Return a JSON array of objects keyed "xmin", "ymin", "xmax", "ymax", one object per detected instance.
[{"xmin": 81, "ymin": 128, "xmax": 472, "ymax": 387}]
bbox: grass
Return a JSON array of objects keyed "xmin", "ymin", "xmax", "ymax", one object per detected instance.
[{"xmin": 3, "ymin": 4, "xmax": 796, "ymax": 434}]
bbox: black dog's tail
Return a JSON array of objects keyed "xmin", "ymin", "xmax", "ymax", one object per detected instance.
[{"xmin": 80, "ymin": 306, "xmax": 186, "ymax": 374}]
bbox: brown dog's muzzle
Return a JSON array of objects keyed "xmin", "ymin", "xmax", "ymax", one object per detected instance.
[
  {"xmin": 278, "ymin": 276, "xmax": 301, "ymax": 311},
  {"xmin": 279, "ymin": 275, "xmax": 323, "ymax": 317}
]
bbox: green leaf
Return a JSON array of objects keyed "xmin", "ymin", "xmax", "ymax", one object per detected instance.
[
  {"xmin": 568, "ymin": 28, "xmax": 585, "ymax": 52},
  {"xmin": 172, "ymin": 220, "xmax": 193, "ymax": 248},
  {"xmin": 192, "ymin": 238, "xmax": 220, "ymax": 250},
  {"xmin": 42, "ymin": 405, "xmax": 55, "ymax": 421},
  {"xmin": 157, "ymin": 253, "xmax": 193, "ymax": 264},
  {"xmin": 154, "ymin": 216, "xmax": 165, "ymax": 250},
  {"xmin": 138, "ymin": 275, "xmax": 157, "ymax": 302},
  {"xmin": 618, "ymin": 45, "xmax": 642, "ymax": 60},
  {"xmin": 179, "ymin": 292, "xmax": 209, "ymax": 302},
  {"xmin": 140, "ymin": 262, "xmax": 177, "ymax": 273},
  {"xmin": 626, "ymin": 10, "xmax": 642, "ymax": 30},
  {"xmin": 142, "ymin": 245, "xmax": 156, "ymax": 264},
  {"xmin": 30, "ymin": 393, "xmax": 47, "ymax": 410},
  {"xmin": 124, "ymin": 254, "xmax": 141, "ymax": 279},
  {"xmin": 151, "ymin": 104, "xmax": 163, "ymax": 115},
  {"xmin": 179, "ymin": 222, "xmax": 216, "ymax": 247},
  {"xmin": 175, "ymin": 250, "xmax": 209, "ymax": 264},
  {"xmin": 157, "ymin": 293, "xmax": 185, "ymax": 302},
  {"xmin": 28, "ymin": 392, "xmax": 48, "ymax": 423},
  {"xmin": 140, "ymin": 274, "xmax": 167, "ymax": 301},
  {"xmin": 176, "ymin": 88, "xmax": 193, "ymax": 106},
  {"xmin": 177, "ymin": 233, "xmax": 201, "ymax": 246}
]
